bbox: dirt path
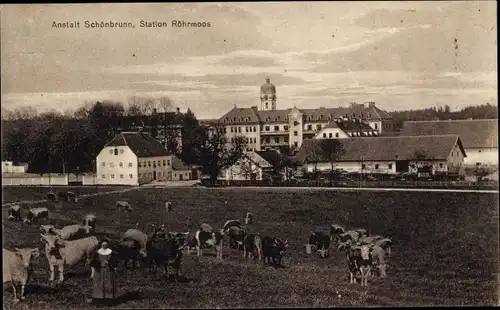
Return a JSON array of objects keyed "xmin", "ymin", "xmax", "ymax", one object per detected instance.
[{"xmin": 2, "ymin": 186, "xmax": 143, "ymax": 207}]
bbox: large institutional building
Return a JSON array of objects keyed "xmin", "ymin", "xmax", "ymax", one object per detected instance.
[{"xmin": 214, "ymin": 77, "xmax": 396, "ymax": 152}]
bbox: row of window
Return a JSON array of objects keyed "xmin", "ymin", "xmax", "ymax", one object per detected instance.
[
  {"xmin": 101, "ymin": 173, "xmax": 134, "ymax": 179},
  {"xmin": 138, "ymin": 159, "xmax": 170, "ymax": 168},
  {"xmin": 230, "ymin": 126, "xmax": 258, "ymax": 133},
  {"xmin": 102, "ymin": 162, "xmax": 133, "ymax": 168},
  {"xmin": 263, "ymin": 137, "xmax": 289, "ymax": 144},
  {"xmin": 223, "ymin": 113, "xmax": 374, "ymax": 124},
  {"xmin": 263, "ymin": 125, "xmax": 289, "ymax": 132},
  {"xmin": 359, "ymin": 163, "xmax": 445, "ymax": 170},
  {"xmin": 323, "ymin": 132, "xmax": 341, "ymax": 138},
  {"xmin": 109, "ymin": 148, "xmax": 124, "ymax": 155}
]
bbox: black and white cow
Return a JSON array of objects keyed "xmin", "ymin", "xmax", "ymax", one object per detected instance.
[
  {"xmin": 24, "ymin": 207, "xmax": 49, "ymax": 224},
  {"xmin": 243, "ymin": 233, "xmax": 262, "ymax": 261},
  {"xmin": 261, "ymin": 236, "xmax": 288, "ymax": 266},
  {"xmin": 195, "ymin": 229, "xmax": 224, "ymax": 259},
  {"xmin": 225, "ymin": 226, "xmax": 246, "ymax": 251},
  {"xmin": 8, "ymin": 205, "xmax": 22, "ymax": 222},
  {"xmin": 307, "ymin": 231, "xmax": 331, "ymax": 258}
]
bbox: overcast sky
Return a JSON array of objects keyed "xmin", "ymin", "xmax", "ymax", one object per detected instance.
[{"xmin": 1, "ymin": 2, "xmax": 497, "ymax": 119}]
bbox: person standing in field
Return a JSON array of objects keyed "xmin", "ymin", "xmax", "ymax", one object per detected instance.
[{"xmin": 87, "ymin": 241, "xmax": 119, "ymax": 304}]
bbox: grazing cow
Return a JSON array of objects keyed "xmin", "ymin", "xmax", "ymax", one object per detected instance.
[
  {"xmin": 307, "ymin": 231, "xmax": 331, "ymax": 258},
  {"xmin": 51, "ymin": 224, "xmax": 93, "ymax": 240},
  {"xmin": 347, "ymin": 244, "xmax": 372, "ymax": 286},
  {"xmin": 116, "ymin": 200, "xmax": 132, "ymax": 212},
  {"xmin": 261, "ymin": 237, "xmax": 288, "ymax": 266},
  {"xmin": 244, "ymin": 212, "xmax": 253, "ymax": 225},
  {"xmin": 66, "ymin": 191, "xmax": 78, "ymax": 203},
  {"xmin": 40, "ymin": 225, "xmax": 56, "ymax": 234},
  {"xmin": 103, "ymin": 238, "xmax": 145, "ymax": 270},
  {"xmin": 222, "ymin": 220, "xmax": 241, "ymax": 231},
  {"xmin": 39, "ymin": 234, "xmax": 99, "ymax": 282},
  {"xmin": 24, "ymin": 207, "xmax": 49, "ymax": 224},
  {"xmin": 243, "ymin": 233, "xmax": 262, "ymax": 261},
  {"xmin": 225, "ymin": 226, "xmax": 246, "ymax": 251},
  {"xmin": 339, "ymin": 230, "xmax": 362, "ymax": 243},
  {"xmin": 122, "ymin": 229, "xmax": 148, "ymax": 258},
  {"xmin": 3, "ymin": 247, "xmax": 40, "ymax": 302},
  {"xmin": 82, "ymin": 214, "xmax": 97, "ymax": 230},
  {"xmin": 369, "ymin": 244, "xmax": 388, "ymax": 278},
  {"xmin": 8, "ymin": 205, "xmax": 22, "ymax": 222},
  {"xmin": 195, "ymin": 229, "xmax": 224, "ymax": 259},
  {"xmin": 145, "ymin": 237, "xmax": 183, "ymax": 278},
  {"xmin": 47, "ymin": 191, "xmax": 57, "ymax": 202},
  {"xmin": 165, "ymin": 201, "xmax": 173, "ymax": 212},
  {"xmin": 373, "ymin": 238, "xmax": 392, "ymax": 257}
]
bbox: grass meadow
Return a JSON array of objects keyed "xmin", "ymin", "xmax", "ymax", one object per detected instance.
[{"xmin": 2, "ymin": 186, "xmax": 499, "ymax": 308}]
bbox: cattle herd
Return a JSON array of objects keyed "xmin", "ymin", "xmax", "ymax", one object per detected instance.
[{"xmin": 4, "ymin": 193, "xmax": 393, "ymax": 303}]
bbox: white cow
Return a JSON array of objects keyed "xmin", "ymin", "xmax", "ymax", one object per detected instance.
[
  {"xmin": 51, "ymin": 224, "xmax": 93, "ymax": 240},
  {"xmin": 3, "ymin": 247, "xmax": 40, "ymax": 302},
  {"xmin": 39, "ymin": 234, "xmax": 99, "ymax": 282}
]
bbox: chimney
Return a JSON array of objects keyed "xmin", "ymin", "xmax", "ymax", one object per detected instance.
[{"xmin": 176, "ymin": 107, "xmax": 180, "ymax": 114}]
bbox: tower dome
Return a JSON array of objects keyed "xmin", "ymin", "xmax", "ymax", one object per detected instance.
[{"xmin": 260, "ymin": 77, "xmax": 276, "ymax": 94}]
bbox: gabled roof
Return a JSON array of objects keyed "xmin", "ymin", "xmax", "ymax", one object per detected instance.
[
  {"xmin": 296, "ymin": 135, "xmax": 465, "ymax": 163},
  {"xmin": 399, "ymin": 119, "xmax": 498, "ymax": 148},
  {"xmin": 104, "ymin": 132, "xmax": 170, "ymax": 158},
  {"xmin": 172, "ymin": 156, "xmax": 190, "ymax": 171},
  {"xmin": 254, "ymin": 150, "xmax": 286, "ymax": 168}
]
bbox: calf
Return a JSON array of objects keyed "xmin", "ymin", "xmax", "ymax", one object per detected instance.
[
  {"xmin": 82, "ymin": 214, "xmax": 97, "ymax": 230},
  {"xmin": 225, "ymin": 226, "xmax": 246, "ymax": 251},
  {"xmin": 195, "ymin": 229, "xmax": 224, "ymax": 259},
  {"xmin": 243, "ymin": 233, "xmax": 262, "ymax": 261},
  {"xmin": 8, "ymin": 205, "xmax": 22, "ymax": 222},
  {"xmin": 262, "ymin": 236, "xmax": 288, "ymax": 266},
  {"xmin": 116, "ymin": 200, "xmax": 132, "ymax": 212},
  {"xmin": 39, "ymin": 234, "xmax": 99, "ymax": 282},
  {"xmin": 145, "ymin": 237, "xmax": 183, "ymax": 279},
  {"xmin": 24, "ymin": 207, "xmax": 49, "ymax": 224},
  {"xmin": 3, "ymin": 247, "xmax": 40, "ymax": 302},
  {"xmin": 307, "ymin": 231, "xmax": 331, "ymax": 258},
  {"xmin": 347, "ymin": 244, "xmax": 372, "ymax": 286},
  {"xmin": 51, "ymin": 224, "xmax": 93, "ymax": 240}
]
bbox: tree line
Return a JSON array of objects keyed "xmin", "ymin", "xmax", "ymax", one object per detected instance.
[{"xmin": 2, "ymin": 99, "xmax": 248, "ymax": 181}]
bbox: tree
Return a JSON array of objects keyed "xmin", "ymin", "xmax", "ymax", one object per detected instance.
[
  {"xmin": 158, "ymin": 96, "xmax": 174, "ymax": 113},
  {"xmin": 238, "ymin": 156, "xmax": 259, "ymax": 180},
  {"xmin": 319, "ymin": 139, "xmax": 346, "ymax": 185},
  {"xmin": 411, "ymin": 150, "xmax": 433, "ymax": 176},
  {"xmin": 306, "ymin": 141, "xmax": 324, "ymax": 176},
  {"xmin": 192, "ymin": 126, "xmax": 247, "ymax": 182}
]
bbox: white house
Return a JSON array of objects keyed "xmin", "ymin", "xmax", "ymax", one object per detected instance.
[
  {"xmin": 399, "ymin": 119, "xmax": 498, "ymax": 167},
  {"xmin": 221, "ymin": 150, "xmax": 286, "ymax": 181},
  {"xmin": 313, "ymin": 119, "xmax": 379, "ymax": 140},
  {"xmin": 2, "ymin": 161, "xmax": 27, "ymax": 173},
  {"xmin": 96, "ymin": 132, "xmax": 191, "ymax": 185},
  {"xmin": 295, "ymin": 135, "xmax": 467, "ymax": 176}
]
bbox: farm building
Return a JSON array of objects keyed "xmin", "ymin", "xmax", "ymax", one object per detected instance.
[
  {"xmin": 312, "ymin": 118, "xmax": 379, "ymax": 140},
  {"xmin": 221, "ymin": 150, "xmax": 287, "ymax": 181},
  {"xmin": 96, "ymin": 132, "xmax": 192, "ymax": 185},
  {"xmin": 295, "ymin": 135, "xmax": 466, "ymax": 176},
  {"xmin": 1, "ymin": 161, "xmax": 28, "ymax": 173},
  {"xmin": 399, "ymin": 119, "xmax": 498, "ymax": 167}
]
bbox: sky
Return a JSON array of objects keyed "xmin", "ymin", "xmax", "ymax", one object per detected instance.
[{"xmin": 1, "ymin": 2, "xmax": 497, "ymax": 119}]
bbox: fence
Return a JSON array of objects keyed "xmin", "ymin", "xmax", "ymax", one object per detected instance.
[
  {"xmin": 2, "ymin": 174, "xmax": 69, "ymax": 186},
  {"xmin": 201, "ymin": 179, "xmax": 499, "ymax": 191},
  {"xmin": 82, "ymin": 174, "xmax": 97, "ymax": 185}
]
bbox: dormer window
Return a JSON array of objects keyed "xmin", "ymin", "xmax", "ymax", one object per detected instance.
[{"xmin": 114, "ymin": 148, "xmax": 118, "ymax": 156}]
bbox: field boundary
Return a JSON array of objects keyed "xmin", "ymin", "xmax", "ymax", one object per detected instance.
[
  {"xmin": 1, "ymin": 186, "xmax": 143, "ymax": 207},
  {"xmin": 205, "ymin": 186, "xmax": 499, "ymax": 194}
]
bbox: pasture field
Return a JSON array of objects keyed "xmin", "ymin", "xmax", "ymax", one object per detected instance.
[
  {"xmin": 2, "ymin": 187, "xmax": 499, "ymax": 308},
  {"xmin": 1, "ymin": 186, "xmax": 132, "ymax": 204}
]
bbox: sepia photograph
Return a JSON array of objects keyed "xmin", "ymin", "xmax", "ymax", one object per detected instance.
[{"xmin": 1, "ymin": 2, "xmax": 498, "ymax": 308}]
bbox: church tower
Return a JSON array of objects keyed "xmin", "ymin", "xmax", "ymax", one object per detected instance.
[{"xmin": 260, "ymin": 76, "xmax": 276, "ymax": 111}]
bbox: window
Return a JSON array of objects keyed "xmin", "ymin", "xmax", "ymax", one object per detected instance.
[
  {"xmin": 114, "ymin": 148, "xmax": 118, "ymax": 156},
  {"xmin": 175, "ymin": 173, "xmax": 177, "ymax": 177},
  {"xmin": 294, "ymin": 121, "xmax": 299, "ymax": 126},
  {"xmin": 375, "ymin": 123, "xmax": 378, "ymax": 129},
  {"xmin": 102, "ymin": 162, "xmax": 105, "ymax": 167},
  {"xmin": 375, "ymin": 164, "xmax": 379, "ymax": 169},
  {"xmin": 143, "ymin": 161, "xmax": 146, "ymax": 167},
  {"xmin": 149, "ymin": 172, "xmax": 152, "ymax": 177},
  {"xmin": 167, "ymin": 160, "xmax": 171, "ymax": 166},
  {"xmin": 120, "ymin": 174, "xmax": 124, "ymax": 179},
  {"xmin": 129, "ymin": 174, "xmax": 133, "ymax": 179},
  {"xmin": 119, "ymin": 162, "xmax": 123, "ymax": 167},
  {"xmin": 265, "ymin": 126, "xmax": 270, "ymax": 131},
  {"xmin": 128, "ymin": 162, "xmax": 133, "ymax": 168},
  {"xmin": 274, "ymin": 137, "xmax": 280, "ymax": 143},
  {"xmin": 265, "ymin": 137, "xmax": 270, "ymax": 144},
  {"xmin": 111, "ymin": 174, "xmax": 115, "ymax": 179},
  {"xmin": 238, "ymin": 127, "xmax": 241, "ymax": 133},
  {"xmin": 231, "ymin": 127, "xmax": 234, "ymax": 133},
  {"xmin": 307, "ymin": 125, "xmax": 312, "ymax": 130},
  {"xmin": 157, "ymin": 160, "xmax": 160, "ymax": 166},
  {"xmin": 109, "ymin": 149, "xmax": 113, "ymax": 155},
  {"xmin": 362, "ymin": 164, "xmax": 366, "ymax": 170},
  {"xmin": 148, "ymin": 161, "xmax": 151, "ymax": 167},
  {"xmin": 284, "ymin": 137, "xmax": 289, "ymax": 143},
  {"xmin": 163, "ymin": 160, "xmax": 166, "ymax": 166},
  {"xmin": 294, "ymin": 131, "xmax": 298, "ymax": 136},
  {"xmin": 253, "ymin": 126, "xmax": 256, "ymax": 132},
  {"xmin": 101, "ymin": 174, "xmax": 106, "ymax": 179},
  {"xmin": 120, "ymin": 149, "xmax": 124, "ymax": 154},
  {"xmin": 294, "ymin": 142, "xmax": 298, "ymax": 147},
  {"xmin": 245, "ymin": 127, "xmax": 248, "ymax": 132},
  {"xmin": 274, "ymin": 126, "xmax": 279, "ymax": 132},
  {"xmin": 439, "ymin": 163, "xmax": 443, "ymax": 168},
  {"xmin": 388, "ymin": 164, "xmax": 393, "ymax": 169},
  {"xmin": 316, "ymin": 124, "xmax": 322, "ymax": 130},
  {"xmin": 329, "ymin": 133, "xmax": 332, "ymax": 138},
  {"xmin": 284, "ymin": 125, "xmax": 288, "ymax": 131},
  {"xmin": 323, "ymin": 133, "xmax": 327, "ymax": 138}
]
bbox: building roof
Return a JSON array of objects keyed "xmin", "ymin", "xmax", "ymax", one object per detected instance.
[
  {"xmin": 172, "ymin": 156, "xmax": 190, "ymax": 171},
  {"xmin": 399, "ymin": 119, "xmax": 498, "ymax": 149},
  {"xmin": 254, "ymin": 150, "xmax": 285, "ymax": 168},
  {"xmin": 104, "ymin": 132, "xmax": 170, "ymax": 158},
  {"xmin": 218, "ymin": 102, "xmax": 392, "ymax": 125},
  {"xmin": 260, "ymin": 78, "xmax": 276, "ymax": 94},
  {"xmin": 295, "ymin": 135, "xmax": 466, "ymax": 163}
]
